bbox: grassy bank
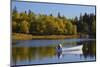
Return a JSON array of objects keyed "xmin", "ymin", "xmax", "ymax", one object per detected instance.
[{"xmin": 12, "ymin": 33, "xmax": 80, "ymax": 40}]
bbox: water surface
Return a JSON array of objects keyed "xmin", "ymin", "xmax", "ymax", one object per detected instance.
[{"xmin": 12, "ymin": 38, "xmax": 96, "ymax": 66}]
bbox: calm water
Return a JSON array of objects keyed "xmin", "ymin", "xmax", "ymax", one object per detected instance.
[{"xmin": 12, "ymin": 38, "xmax": 96, "ymax": 66}]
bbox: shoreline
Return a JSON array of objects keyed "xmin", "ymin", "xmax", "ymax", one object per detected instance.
[{"xmin": 12, "ymin": 33, "xmax": 80, "ymax": 40}]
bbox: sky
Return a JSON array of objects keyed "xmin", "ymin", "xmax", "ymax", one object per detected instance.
[{"xmin": 12, "ymin": 1, "xmax": 96, "ymax": 18}]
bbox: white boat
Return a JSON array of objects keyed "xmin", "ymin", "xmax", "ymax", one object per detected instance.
[
  {"xmin": 56, "ymin": 45, "xmax": 83, "ymax": 58},
  {"xmin": 62, "ymin": 49, "xmax": 83, "ymax": 54},
  {"xmin": 62, "ymin": 45, "xmax": 83, "ymax": 51}
]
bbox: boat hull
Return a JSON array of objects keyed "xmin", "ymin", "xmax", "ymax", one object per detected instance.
[{"xmin": 62, "ymin": 45, "xmax": 83, "ymax": 51}]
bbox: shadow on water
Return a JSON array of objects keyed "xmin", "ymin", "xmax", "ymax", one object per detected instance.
[{"xmin": 12, "ymin": 39, "xmax": 96, "ymax": 66}]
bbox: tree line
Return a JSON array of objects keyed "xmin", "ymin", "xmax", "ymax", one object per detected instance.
[
  {"xmin": 76, "ymin": 13, "xmax": 96, "ymax": 38},
  {"xmin": 12, "ymin": 7, "xmax": 96, "ymax": 37}
]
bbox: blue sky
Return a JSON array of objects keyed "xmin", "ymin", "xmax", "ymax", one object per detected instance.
[{"xmin": 12, "ymin": 1, "xmax": 95, "ymax": 18}]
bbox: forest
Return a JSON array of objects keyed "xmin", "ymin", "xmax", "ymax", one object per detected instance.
[{"xmin": 12, "ymin": 7, "xmax": 96, "ymax": 39}]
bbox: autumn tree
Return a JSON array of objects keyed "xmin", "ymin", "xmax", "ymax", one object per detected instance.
[{"xmin": 19, "ymin": 21, "xmax": 29, "ymax": 33}]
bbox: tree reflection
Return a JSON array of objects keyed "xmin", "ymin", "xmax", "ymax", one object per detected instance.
[
  {"xmin": 12, "ymin": 46, "xmax": 56, "ymax": 65},
  {"xmin": 82, "ymin": 40, "xmax": 96, "ymax": 59}
]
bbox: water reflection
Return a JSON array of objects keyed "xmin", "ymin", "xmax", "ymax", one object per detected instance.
[
  {"xmin": 82, "ymin": 40, "xmax": 96, "ymax": 59},
  {"xmin": 57, "ymin": 40, "xmax": 96, "ymax": 59},
  {"xmin": 12, "ymin": 46, "xmax": 56, "ymax": 65},
  {"xmin": 57, "ymin": 51, "xmax": 62, "ymax": 59},
  {"xmin": 12, "ymin": 39, "xmax": 96, "ymax": 66}
]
